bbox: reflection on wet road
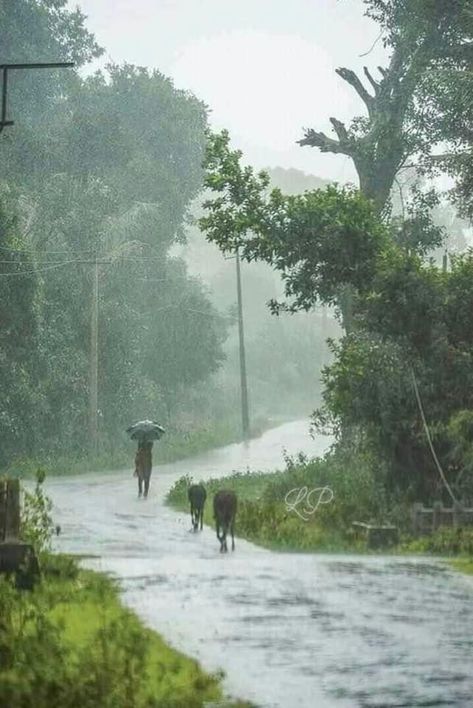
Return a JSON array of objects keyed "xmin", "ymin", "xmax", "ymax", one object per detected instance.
[{"xmin": 48, "ymin": 421, "xmax": 473, "ymax": 707}]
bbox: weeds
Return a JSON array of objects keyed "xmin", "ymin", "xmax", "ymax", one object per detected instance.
[{"xmin": 167, "ymin": 447, "xmax": 473, "ymax": 561}]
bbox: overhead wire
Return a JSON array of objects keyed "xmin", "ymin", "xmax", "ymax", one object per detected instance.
[
  {"xmin": 410, "ymin": 367, "xmax": 462, "ymax": 507},
  {"xmin": 0, "ymin": 259, "xmax": 84, "ymax": 276}
]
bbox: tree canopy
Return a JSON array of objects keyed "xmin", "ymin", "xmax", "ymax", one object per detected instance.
[
  {"xmin": 0, "ymin": 0, "xmax": 228, "ymax": 465},
  {"xmin": 299, "ymin": 0, "xmax": 473, "ymax": 213}
]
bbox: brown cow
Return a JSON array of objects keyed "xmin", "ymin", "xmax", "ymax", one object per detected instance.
[{"xmin": 213, "ymin": 490, "xmax": 237, "ymax": 552}]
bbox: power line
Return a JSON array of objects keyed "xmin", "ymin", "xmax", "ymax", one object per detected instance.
[
  {"xmin": 0, "ymin": 245, "xmax": 174, "ymax": 263},
  {"xmin": 0, "ymin": 245, "xmax": 95, "ymax": 255},
  {"xmin": 0, "ymin": 253, "xmax": 189, "ymax": 275},
  {"xmin": 410, "ymin": 367, "xmax": 461, "ymax": 507},
  {"xmin": 0, "ymin": 260, "xmax": 82, "ymax": 276}
]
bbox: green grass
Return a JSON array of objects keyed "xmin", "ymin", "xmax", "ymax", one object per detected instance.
[
  {"xmin": 167, "ymin": 452, "xmax": 473, "ymax": 570},
  {"xmin": 0, "ymin": 554, "xmax": 254, "ymax": 708},
  {"xmin": 400, "ymin": 528, "xmax": 473, "ymax": 578},
  {"xmin": 449, "ymin": 558, "xmax": 473, "ymax": 575},
  {"xmin": 166, "ymin": 447, "xmax": 388, "ymax": 553}
]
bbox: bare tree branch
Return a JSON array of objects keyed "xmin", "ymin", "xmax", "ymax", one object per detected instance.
[
  {"xmin": 298, "ymin": 128, "xmax": 350, "ymax": 155},
  {"xmin": 329, "ymin": 117, "xmax": 349, "ymax": 142},
  {"xmin": 363, "ymin": 66, "xmax": 380, "ymax": 93},
  {"xmin": 335, "ymin": 67, "xmax": 374, "ymax": 115}
]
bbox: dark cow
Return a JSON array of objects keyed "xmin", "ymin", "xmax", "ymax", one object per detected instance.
[
  {"xmin": 188, "ymin": 483, "xmax": 207, "ymax": 532},
  {"xmin": 213, "ymin": 490, "xmax": 237, "ymax": 553}
]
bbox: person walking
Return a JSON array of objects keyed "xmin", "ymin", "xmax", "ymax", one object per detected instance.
[{"xmin": 134, "ymin": 440, "xmax": 153, "ymax": 498}]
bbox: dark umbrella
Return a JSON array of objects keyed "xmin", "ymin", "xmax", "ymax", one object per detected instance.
[{"xmin": 126, "ymin": 420, "xmax": 165, "ymax": 443}]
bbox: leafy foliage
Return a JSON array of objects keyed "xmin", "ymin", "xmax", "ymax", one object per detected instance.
[
  {"xmin": 0, "ymin": 3, "xmax": 231, "ymax": 467},
  {"xmin": 167, "ymin": 444, "xmax": 396, "ymax": 552},
  {"xmin": 20, "ymin": 469, "xmax": 53, "ymax": 554},
  {"xmin": 200, "ymin": 131, "xmax": 388, "ymax": 313},
  {"xmin": 200, "ymin": 128, "xmax": 473, "ymax": 500},
  {"xmin": 0, "ymin": 564, "xmax": 246, "ymax": 708}
]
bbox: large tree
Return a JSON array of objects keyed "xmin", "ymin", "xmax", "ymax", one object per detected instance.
[{"xmin": 299, "ymin": 0, "xmax": 473, "ymax": 212}]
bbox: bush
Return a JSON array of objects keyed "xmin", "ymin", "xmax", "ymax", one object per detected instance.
[
  {"xmin": 167, "ymin": 443, "xmax": 409, "ymax": 552},
  {"xmin": 20, "ymin": 468, "xmax": 53, "ymax": 555},
  {"xmin": 403, "ymin": 526, "xmax": 473, "ymax": 556}
]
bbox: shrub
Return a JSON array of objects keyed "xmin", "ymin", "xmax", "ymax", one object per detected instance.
[{"xmin": 20, "ymin": 468, "xmax": 53, "ymax": 555}]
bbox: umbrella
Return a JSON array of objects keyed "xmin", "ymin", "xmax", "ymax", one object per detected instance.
[{"xmin": 126, "ymin": 420, "xmax": 165, "ymax": 442}]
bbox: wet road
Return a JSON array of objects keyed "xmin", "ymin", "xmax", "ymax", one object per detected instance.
[{"xmin": 48, "ymin": 420, "xmax": 473, "ymax": 708}]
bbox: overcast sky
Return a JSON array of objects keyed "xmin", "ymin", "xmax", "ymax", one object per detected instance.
[{"xmin": 72, "ymin": 0, "xmax": 388, "ymax": 182}]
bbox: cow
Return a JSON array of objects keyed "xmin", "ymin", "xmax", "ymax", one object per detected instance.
[
  {"xmin": 213, "ymin": 490, "xmax": 237, "ymax": 553},
  {"xmin": 188, "ymin": 483, "xmax": 207, "ymax": 532}
]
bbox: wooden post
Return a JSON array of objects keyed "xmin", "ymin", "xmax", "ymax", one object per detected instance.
[
  {"xmin": 89, "ymin": 256, "xmax": 99, "ymax": 456},
  {"xmin": 1, "ymin": 478, "xmax": 20, "ymax": 541},
  {"xmin": 0, "ymin": 477, "xmax": 40, "ymax": 589},
  {"xmin": 235, "ymin": 249, "xmax": 250, "ymax": 439},
  {"xmin": 432, "ymin": 501, "xmax": 442, "ymax": 533},
  {"xmin": 6, "ymin": 478, "xmax": 20, "ymax": 539},
  {"xmin": 0, "ymin": 479, "xmax": 5, "ymax": 541},
  {"xmin": 411, "ymin": 503, "xmax": 423, "ymax": 536},
  {"xmin": 452, "ymin": 501, "xmax": 462, "ymax": 529}
]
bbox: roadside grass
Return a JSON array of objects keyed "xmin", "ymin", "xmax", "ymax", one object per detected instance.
[
  {"xmin": 167, "ymin": 450, "xmax": 473, "ymax": 571},
  {"xmin": 166, "ymin": 447, "xmax": 391, "ymax": 553},
  {"xmin": 0, "ymin": 554, "xmax": 254, "ymax": 708},
  {"xmin": 400, "ymin": 528, "xmax": 473, "ymax": 577},
  {"xmin": 449, "ymin": 558, "xmax": 473, "ymax": 575}
]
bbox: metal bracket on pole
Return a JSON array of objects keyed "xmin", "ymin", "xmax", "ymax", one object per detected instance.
[{"xmin": 0, "ymin": 62, "xmax": 74, "ymax": 133}]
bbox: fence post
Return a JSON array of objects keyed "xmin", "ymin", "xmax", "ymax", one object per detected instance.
[
  {"xmin": 432, "ymin": 501, "xmax": 443, "ymax": 533},
  {"xmin": 411, "ymin": 503, "xmax": 423, "ymax": 536},
  {"xmin": 452, "ymin": 501, "xmax": 462, "ymax": 529},
  {"xmin": 0, "ymin": 477, "xmax": 40, "ymax": 590},
  {"xmin": 0, "ymin": 479, "xmax": 6, "ymax": 541},
  {"xmin": 1, "ymin": 478, "xmax": 21, "ymax": 541}
]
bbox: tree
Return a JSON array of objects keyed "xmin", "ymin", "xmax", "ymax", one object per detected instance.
[
  {"xmin": 0, "ymin": 5, "xmax": 228, "ymax": 462},
  {"xmin": 0, "ymin": 0, "xmax": 103, "ymax": 181},
  {"xmin": 299, "ymin": 0, "xmax": 473, "ymax": 212},
  {"xmin": 200, "ymin": 131, "xmax": 388, "ymax": 315},
  {"xmin": 0, "ymin": 190, "xmax": 41, "ymax": 465}
]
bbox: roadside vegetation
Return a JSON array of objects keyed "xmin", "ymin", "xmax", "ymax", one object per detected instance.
[
  {"xmin": 0, "ymin": 563, "xmax": 241, "ymax": 708},
  {"xmin": 167, "ymin": 446, "xmax": 473, "ymax": 571},
  {"xmin": 167, "ymin": 445, "xmax": 383, "ymax": 552},
  {"xmin": 193, "ymin": 4, "xmax": 473, "ymax": 575},
  {"xmin": 0, "ymin": 474, "xmax": 254, "ymax": 708}
]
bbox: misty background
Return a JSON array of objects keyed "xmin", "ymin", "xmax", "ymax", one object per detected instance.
[{"xmin": 0, "ymin": 1, "xmax": 469, "ymax": 471}]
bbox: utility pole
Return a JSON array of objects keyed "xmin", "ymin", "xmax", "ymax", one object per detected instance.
[
  {"xmin": 442, "ymin": 251, "xmax": 448, "ymax": 273},
  {"xmin": 89, "ymin": 257, "xmax": 99, "ymax": 456},
  {"xmin": 235, "ymin": 248, "xmax": 250, "ymax": 438},
  {"xmin": 0, "ymin": 62, "xmax": 74, "ymax": 133}
]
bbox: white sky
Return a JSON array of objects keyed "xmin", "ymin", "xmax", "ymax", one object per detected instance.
[{"xmin": 72, "ymin": 0, "xmax": 388, "ymax": 182}]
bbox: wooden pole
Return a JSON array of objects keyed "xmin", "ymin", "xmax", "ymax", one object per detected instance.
[
  {"xmin": 0, "ymin": 478, "xmax": 20, "ymax": 541},
  {"xmin": 442, "ymin": 251, "xmax": 448, "ymax": 273},
  {"xmin": 236, "ymin": 249, "xmax": 250, "ymax": 439},
  {"xmin": 89, "ymin": 257, "xmax": 99, "ymax": 456},
  {"xmin": 6, "ymin": 479, "xmax": 20, "ymax": 539}
]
